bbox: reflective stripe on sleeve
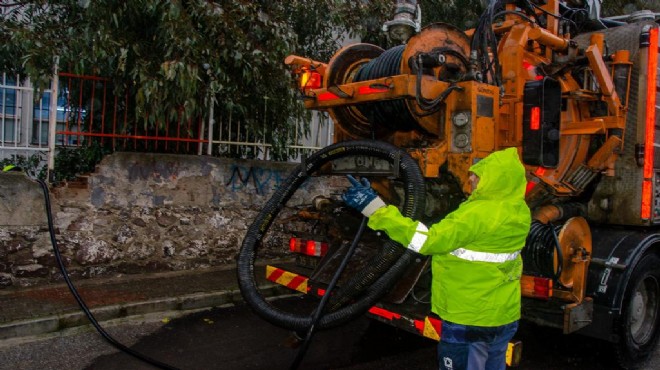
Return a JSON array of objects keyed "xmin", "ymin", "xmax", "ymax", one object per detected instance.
[
  {"xmin": 450, "ymin": 248, "xmax": 520, "ymax": 263},
  {"xmin": 407, "ymin": 223, "xmax": 429, "ymax": 252}
]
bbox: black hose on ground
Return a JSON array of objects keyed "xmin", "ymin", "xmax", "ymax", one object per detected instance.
[
  {"xmin": 289, "ymin": 217, "xmax": 369, "ymax": 370},
  {"xmin": 36, "ymin": 179, "xmax": 180, "ymax": 370},
  {"xmin": 237, "ymin": 139, "xmax": 426, "ymax": 332}
]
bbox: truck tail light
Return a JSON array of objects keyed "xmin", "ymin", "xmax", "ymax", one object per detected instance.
[
  {"xmin": 641, "ymin": 26, "xmax": 658, "ymax": 220},
  {"xmin": 530, "ymin": 107, "xmax": 540, "ymax": 130},
  {"xmin": 521, "ymin": 275, "xmax": 553, "ymax": 300},
  {"xmin": 289, "ymin": 237, "xmax": 329, "ymax": 257},
  {"xmin": 522, "ymin": 77, "xmax": 561, "ymax": 168}
]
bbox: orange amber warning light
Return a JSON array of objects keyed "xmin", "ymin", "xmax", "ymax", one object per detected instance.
[
  {"xmin": 521, "ymin": 275, "xmax": 553, "ymax": 300},
  {"xmin": 299, "ymin": 68, "xmax": 321, "ymax": 90}
]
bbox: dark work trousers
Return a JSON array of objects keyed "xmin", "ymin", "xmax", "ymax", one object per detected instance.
[{"xmin": 437, "ymin": 320, "xmax": 518, "ymax": 370}]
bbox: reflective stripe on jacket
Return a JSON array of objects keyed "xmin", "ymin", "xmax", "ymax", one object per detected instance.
[{"xmin": 368, "ymin": 148, "xmax": 531, "ymax": 327}]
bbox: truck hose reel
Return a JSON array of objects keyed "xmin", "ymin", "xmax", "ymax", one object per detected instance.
[
  {"xmin": 523, "ymin": 220, "xmax": 564, "ymax": 281},
  {"xmin": 352, "ymin": 45, "xmax": 420, "ymax": 133},
  {"xmin": 325, "ymin": 23, "xmax": 471, "ymax": 140},
  {"xmin": 523, "ymin": 217, "xmax": 592, "ymax": 292},
  {"xmin": 237, "ymin": 139, "xmax": 426, "ymax": 331}
]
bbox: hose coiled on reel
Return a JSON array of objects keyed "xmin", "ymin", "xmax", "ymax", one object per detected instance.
[
  {"xmin": 353, "ymin": 45, "xmax": 419, "ymax": 132},
  {"xmin": 523, "ymin": 220, "xmax": 563, "ymax": 281}
]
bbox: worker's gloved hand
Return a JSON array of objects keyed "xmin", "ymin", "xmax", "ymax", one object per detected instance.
[{"xmin": 342, "ymin": 175, "xmax": 386, "ymax": 217}]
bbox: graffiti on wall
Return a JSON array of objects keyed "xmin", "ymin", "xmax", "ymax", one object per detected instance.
[{"xmin": 225, "ymin": 165, "xmax": 286, "ymax": 195}]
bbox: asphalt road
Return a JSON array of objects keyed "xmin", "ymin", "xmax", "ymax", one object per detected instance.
[{"xmin": 1, "ymin": 296, "xmax": 659, "ymax": 370}]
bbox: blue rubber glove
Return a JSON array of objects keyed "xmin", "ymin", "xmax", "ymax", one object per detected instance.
[{"xmin": 342, "ymin": 175, "xmax": 386, "ymax": 217}]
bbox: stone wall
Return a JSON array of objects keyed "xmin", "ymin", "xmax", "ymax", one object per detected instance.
[{"xmin": 0, "ymin": 152, "xmax": 342, "ymax": 288}]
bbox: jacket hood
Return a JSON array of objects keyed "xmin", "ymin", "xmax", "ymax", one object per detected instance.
[{"xmin": 468, "ymin": 147, "xmax": 527, "ymax": 201}]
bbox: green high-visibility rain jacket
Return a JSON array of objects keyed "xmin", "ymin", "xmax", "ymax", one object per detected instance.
[{"xmin": 368, "ymin": 147, "xmax": 531, "ymax": 327}]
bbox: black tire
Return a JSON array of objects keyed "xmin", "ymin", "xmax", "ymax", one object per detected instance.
[
  {"xmin": 237, "ymin": 139, "xmax": 426, "ymax": 331},
  {"xmin": 616, "ymin": 252, "xmax": 660, "ymax": 369}
]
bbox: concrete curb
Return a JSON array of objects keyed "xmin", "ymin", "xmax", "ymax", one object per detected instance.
[{"xmin": 0, "ymin": 284, "xmax": 289, "ymax": 341}]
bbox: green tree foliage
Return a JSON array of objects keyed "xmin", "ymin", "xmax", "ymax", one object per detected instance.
[
  {"xmin": 420, "ymin": 0, "xmax": 485, "ymax": 30},
  {"xmin": 3, "ymin": 1, "xmax": 643, "ymax": 159},
  {"xmin": 0, "ymin": 2, "xmax": 84, "ymax": 92},
  {"xmin": 419, "ymin": 0, "xmax": 656, "ymax": 30},
  {"xmin": 0, "ymin": 0, "xmax": 391, "ymax": 157}
]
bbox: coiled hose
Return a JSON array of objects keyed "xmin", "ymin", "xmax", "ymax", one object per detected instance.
[
  {"xmin": 353, "ymin": 45, "xmax": 418, "ymax": 132},
  {"xmin": 237, "ymin": 139, "xmax": 426, "ymax": 331},
  {"xmin": 523, "ymin": 220, "xmax": 563, "ymax": 281}
]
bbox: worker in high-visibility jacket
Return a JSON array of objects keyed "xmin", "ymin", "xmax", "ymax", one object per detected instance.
[{"xmin": 342, "ymin": 147, "xmax": 531, "ymax": 370}]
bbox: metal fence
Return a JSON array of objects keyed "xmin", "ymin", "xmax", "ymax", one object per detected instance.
[
  {"xmin": 56, "ymin": 72, "xmax": 206, "ymax": 155},
  {"xmin": 0, "ymin": 71, "xmax": 333, "ymax": 177},
  {"xmin": 207, "ymin": 103, "xmax": 333, "ymax": 161}
]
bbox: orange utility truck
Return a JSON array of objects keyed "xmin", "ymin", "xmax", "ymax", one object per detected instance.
[{"xmin": 237, "ymin": 1, "xmax": 660, "ymax": 368}]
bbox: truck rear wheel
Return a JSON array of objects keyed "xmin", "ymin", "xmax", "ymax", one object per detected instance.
[{"xmin": 616, "ymin": 252, "xmax": 660, "ymax": 369}]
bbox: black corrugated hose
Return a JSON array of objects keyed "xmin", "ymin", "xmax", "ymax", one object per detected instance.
[
  {"xmin": 237, "ymin": 139, "xmax": 425, "ymax": 332},
  {"xmin": 37, "ymin": 179, "xmax": 180, "ymax": 370},
  {"xmin": 289, "ymin": 216, "xmax": 368, "ymax": 370},
  {"xmin": 523, "ymin": 220, "xmax": 563, "ymax": 281}
]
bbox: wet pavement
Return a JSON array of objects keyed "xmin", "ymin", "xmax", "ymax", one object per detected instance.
[
  {"xmin": 2, "ymin": 296, "xmax": 659, "ymax": 370},
  {"xmin": 1, "ymin": 264, "xmax": 660, "ymax": 369},
  {"xmin": 0, "ymin": 262, "xmax": 287, "ymax": 341}
]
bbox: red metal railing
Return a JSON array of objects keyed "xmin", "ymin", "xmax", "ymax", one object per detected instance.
[{"xmin": 56, "ymin": 72, "xmax": 206, "ymax": 154}]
